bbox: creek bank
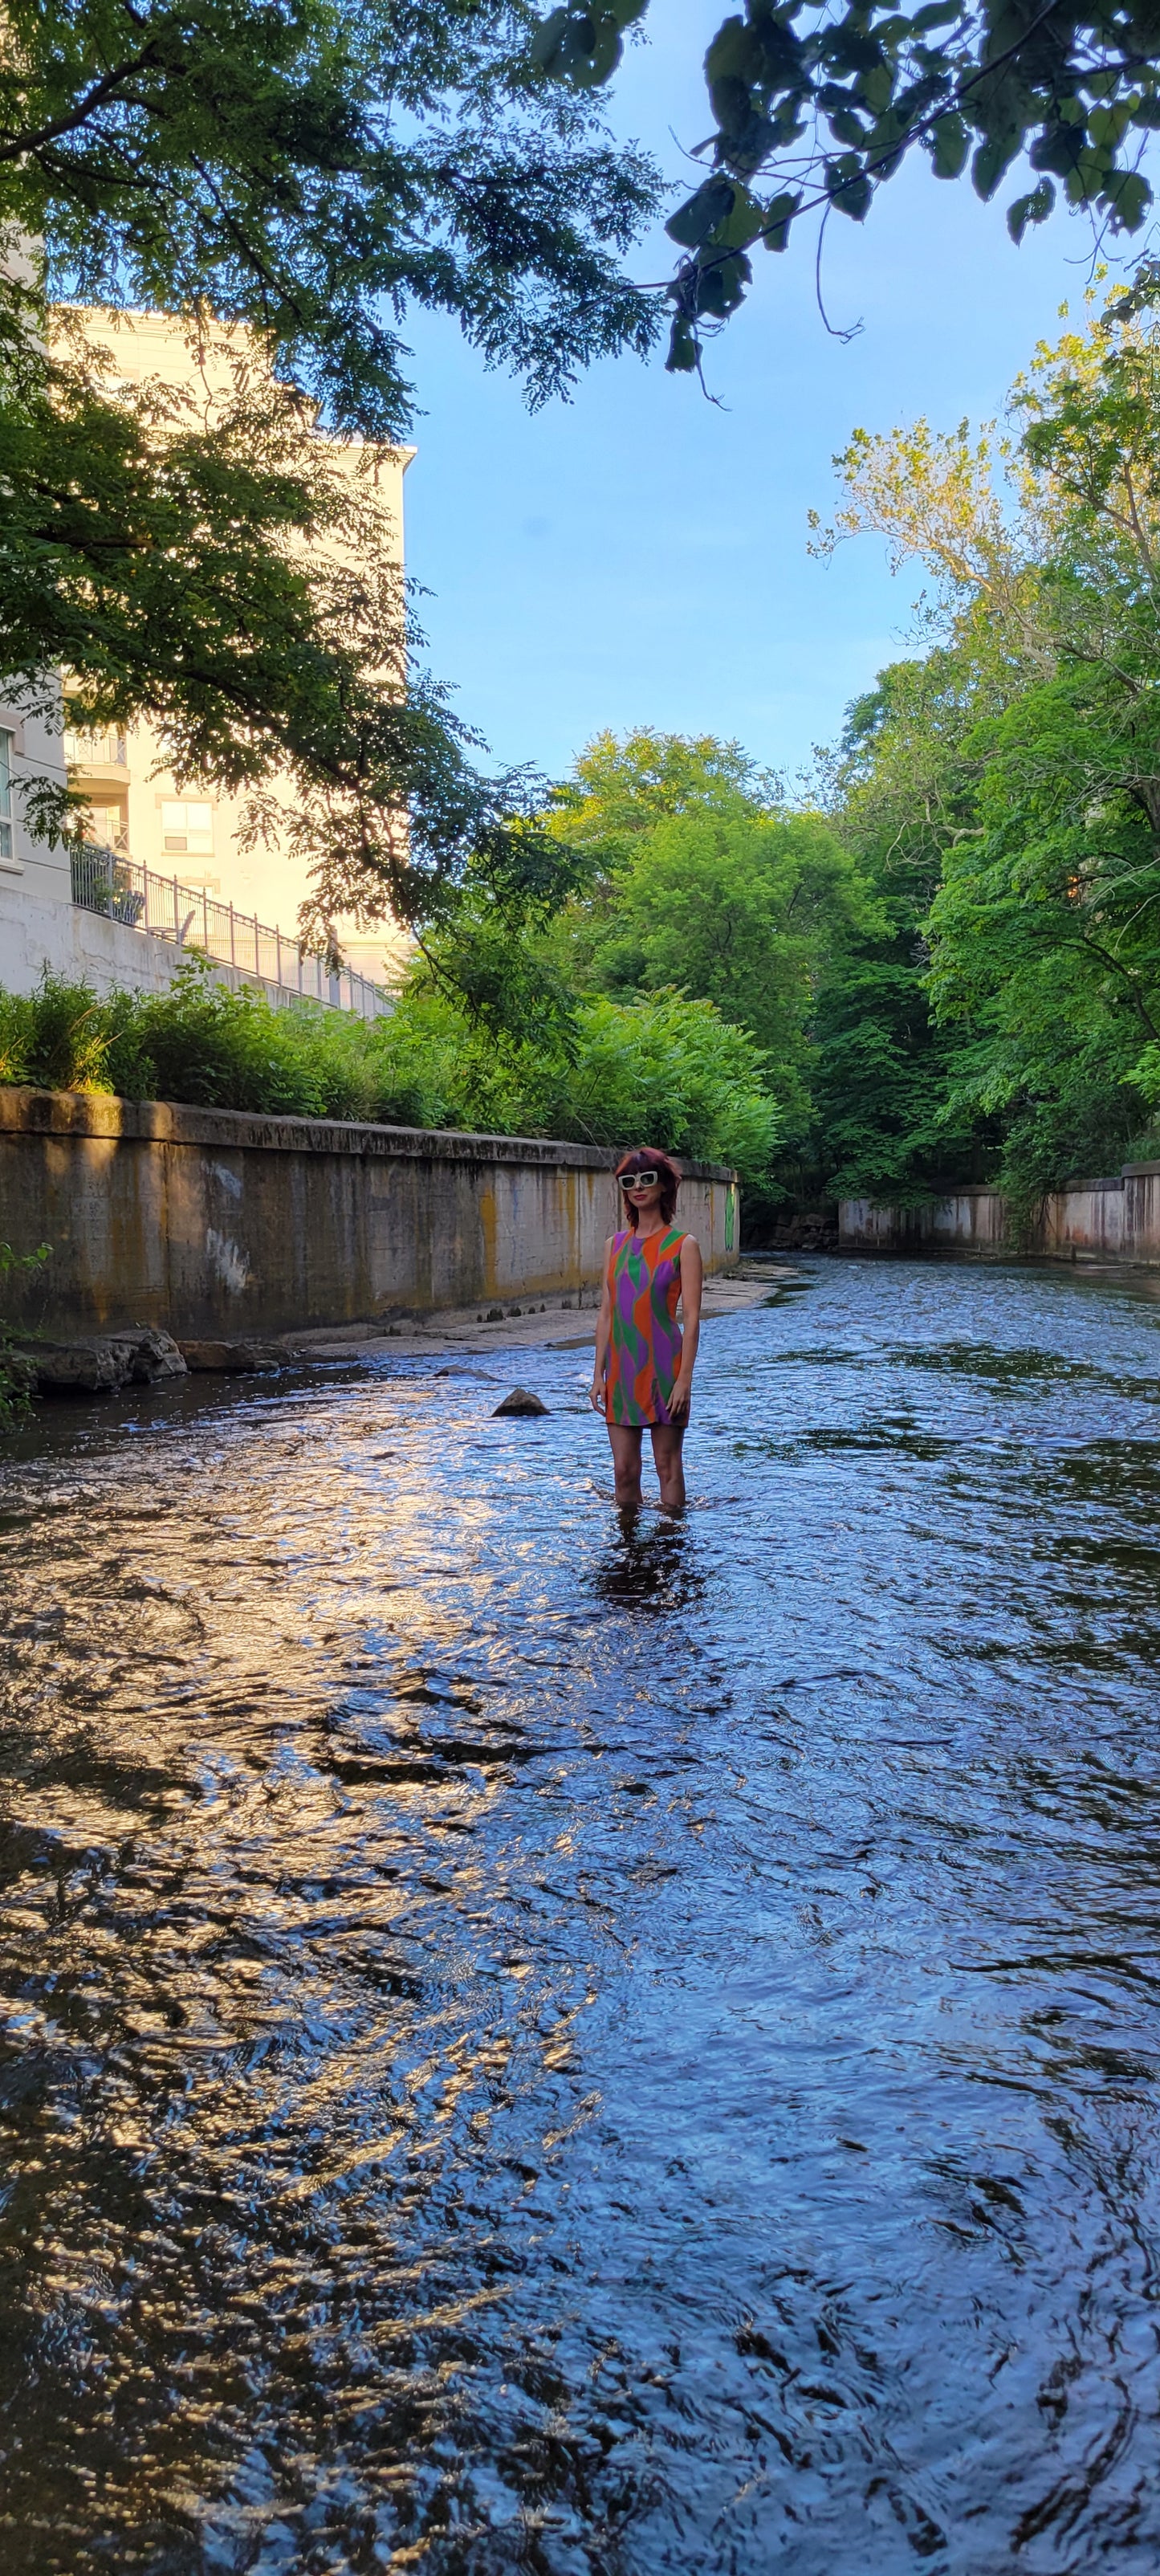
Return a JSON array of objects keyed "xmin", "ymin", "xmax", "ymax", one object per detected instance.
[{"xmin": 0, "ymin": 1264, "xmax": 799, "ymax": 1409}]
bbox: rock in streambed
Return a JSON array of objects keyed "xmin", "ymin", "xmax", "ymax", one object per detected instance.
[{"xmin": 492, "ymin": 1386, "xmax": 549, "ymax": 1416}]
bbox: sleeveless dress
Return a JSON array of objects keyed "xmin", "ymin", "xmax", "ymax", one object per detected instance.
[{"xmin": 604, "ymin": 1225, "xmax": 686, "ymax": 1427}]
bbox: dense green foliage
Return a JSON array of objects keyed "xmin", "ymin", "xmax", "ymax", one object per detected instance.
[
  {"xmin": 14, "ymin": 0, "xmax": 1160, "ymax": 964},
  {"xmin": 7, "ymin": 1, "xmax": 657, "ymax": 438},
  {"xmin": 465, "ymin": 283, "xmax": 1160, "ymax": 1225},
  {"xmin": 13, "ymin": 279, "xmax": 1160, "ymax": 1226},
  {"xmin": 0, "ymin": 964, "xmax": 776, "ymax": 1183},
  {"xmin": 4, "ymin": 312, "xmax": 560, "ymax": 939},
  {"xmin": 792, "ymin": 286, "xmax": 1160, "ymax": 1211},
  {"xmin": 540, "ymin": 730, "xmax": 863, "ymax": 1164}
]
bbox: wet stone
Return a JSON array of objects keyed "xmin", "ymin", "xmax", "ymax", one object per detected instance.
[
  {"xmin": 492, "ymin": 1385, "xmax": 548, "ymax": 1416},
  {"xmin": 10, "ymin": 1325, "xmax": 188, "ymax": 1394},
  {"xmin": 179, "ymin": 1337, "xmax": 286, "ymax": 1373}
]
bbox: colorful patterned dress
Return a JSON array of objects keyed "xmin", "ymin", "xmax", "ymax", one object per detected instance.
[{"xmin": 604, "ymin": 1225, "xmax": 686, "ymax": 1427}]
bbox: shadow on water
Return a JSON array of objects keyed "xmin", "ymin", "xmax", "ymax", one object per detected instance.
[
  {"xmin": 4, "ymin": 1257, "xmax": 1160, "ymax": 2571},
  {"xmin": 589, "ymin": 1514, "xmax": 705, "ymax": 1615}
]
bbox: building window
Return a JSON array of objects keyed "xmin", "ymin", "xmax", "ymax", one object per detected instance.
[
  {"xmin": 161, "ymin": 799, "xmax": 214, "ymax": 856},
  {"xmin": 0, "ymin": 730, "xmax": 12, "ymax": 862},
  {"xmin": 86, "ymin": 804, "xmax": 128, "ymax": 857}
]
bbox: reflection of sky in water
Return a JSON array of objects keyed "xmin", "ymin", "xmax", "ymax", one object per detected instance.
[{"xmin": 2, "ymin": 1257, "xmax": 1160, "ymax": 2572}]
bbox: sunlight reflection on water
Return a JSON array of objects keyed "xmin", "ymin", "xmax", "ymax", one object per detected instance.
[{"xmin": 2, "ymin": 1257, "xmax": 1160, "ymax": 2572}]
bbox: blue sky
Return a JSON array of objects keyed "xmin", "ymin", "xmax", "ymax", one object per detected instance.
[{"xmin": 402, "ymin": 0, "xmax": 1113, "ymax": 789}]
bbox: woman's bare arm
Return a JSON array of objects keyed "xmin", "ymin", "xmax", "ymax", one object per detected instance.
[
  {"xmin": 589, "ymin": 1239, "xmax": 615, "ymax": 1412},
  {"xmin": 669, "ymin": 1235, "xmax": 703, "ymax": 1425}
]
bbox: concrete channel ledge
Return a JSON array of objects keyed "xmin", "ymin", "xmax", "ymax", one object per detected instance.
[
  {"xmin": 0, "ymin": 1085, "xmax": 740, "ymax": 1341},
  {"xmin": 839, "ymin": 1160, "xmax": 1160, "ymax": 1266}
]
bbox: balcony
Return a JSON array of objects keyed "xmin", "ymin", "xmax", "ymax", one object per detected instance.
[{"xmin": 71, "ymin": 846, "xmax": 393, "ymax": 1021}]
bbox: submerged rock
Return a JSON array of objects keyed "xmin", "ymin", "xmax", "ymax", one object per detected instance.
[
  {"xmin": 179, "ymin": 1339, "xmax": 285, "ymax": 1373},
  {"xmin": 492, "ymin": 1386, "xmax": 548, "ymax": 1417}
]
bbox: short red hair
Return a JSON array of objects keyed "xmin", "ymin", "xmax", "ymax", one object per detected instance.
[{"xmin": 615, "ymin": 1145, "xmax": 682, "ymax": 1227}]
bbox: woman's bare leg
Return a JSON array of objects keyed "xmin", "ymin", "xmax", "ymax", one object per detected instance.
[
  {"xmin": 607, "ymin": 1425, "xmax": 645, "ymax": 1511},
  {"xmin": 650, "ymin": 1425, "xmax": 686, "ymax": 1513}
]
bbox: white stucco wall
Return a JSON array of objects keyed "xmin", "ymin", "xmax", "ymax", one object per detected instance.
[{"xmin": 0, "ymin": 687, "xmax": 71, "ymax": 914}]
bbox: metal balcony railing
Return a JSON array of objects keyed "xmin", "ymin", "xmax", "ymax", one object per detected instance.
[{"xmin": 71, "ymin": 846, "xmax": 393, "ymax": 1021}]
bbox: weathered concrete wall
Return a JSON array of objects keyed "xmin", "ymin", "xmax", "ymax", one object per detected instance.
[
  {"xmin": 840, "ymin": 1161, "xmax": 1160, "ymax": 1265},
  {"xmin": 0, "ymin": 1086, "xmax": 739, "ymax": 1336}
]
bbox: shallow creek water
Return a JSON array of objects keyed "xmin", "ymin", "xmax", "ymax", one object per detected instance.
[{"xmin": 2, "ymin": 1256, "xmax": 1160, "ymax": 2574}]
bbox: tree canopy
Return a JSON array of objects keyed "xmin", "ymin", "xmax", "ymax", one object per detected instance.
[
  {"xmin": 799, "ymin": 281, "xmax": 1160, "ymax": 1210},
  {"xmin": 4, "ymin": 0, "xmax": 661, "ymax": 438},
  {"xmin": 539, "ymin": 728, "xmax": 863, "ymax": 1148},
  {"xmin": 0, "ymin": 0, "xmax": 661, "ymax": 940},
  {"xmin": 534, "ymin": 0, "xmax": 1160, "ymax": 374}
]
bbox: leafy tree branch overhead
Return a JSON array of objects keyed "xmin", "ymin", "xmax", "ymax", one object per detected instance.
[
  {"xmin": 531, "ymin": 0, "xmax": 1160, "ymax": 369},
  {"xmin": 4, "ymin": 0, "xmax": 663, "ymax": 435},
  {"xmin": 0, "ymin": 0, "xmax": 662, "ymax": 948}
]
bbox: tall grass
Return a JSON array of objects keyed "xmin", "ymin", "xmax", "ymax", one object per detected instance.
[{"xmin": 0, "ymin": 1241, "xmax": 51, "ymax": 1428}]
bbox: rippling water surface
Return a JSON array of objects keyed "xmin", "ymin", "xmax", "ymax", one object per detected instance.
[{"xmin": 4, "ymin": 1256, "xmax": 1160, "ymax": 2574}]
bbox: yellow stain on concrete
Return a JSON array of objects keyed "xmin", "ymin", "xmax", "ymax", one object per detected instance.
[{"xmin": 478, "ymin": 1180, "xmax": 498, "ymax": 1298}]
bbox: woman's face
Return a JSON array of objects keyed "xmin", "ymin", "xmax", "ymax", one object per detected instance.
[{"xmin": 621, "ymin": 1169, "xmax": 663, "ymax": 1219}]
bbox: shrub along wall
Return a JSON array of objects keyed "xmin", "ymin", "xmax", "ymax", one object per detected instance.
[{"xmin": 0, "ymin": 1086, "xmax": 739, "ymax": 1339}]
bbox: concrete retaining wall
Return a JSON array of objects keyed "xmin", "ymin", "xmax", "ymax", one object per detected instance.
[
  {"xmin": 0, "ymin": 878, "xmax": 388, "ymax": 1019},
  {"xmin": 839, "ymin": 1162, "xmax": 1160, "ymax": 1265},
  {"xmin": 0, "ymin": 1086, "xmax": 739, "ymax": 1337},
  {"xmin": 0, "ymin": 878, "xmax": 205, "ymax": 1001}
]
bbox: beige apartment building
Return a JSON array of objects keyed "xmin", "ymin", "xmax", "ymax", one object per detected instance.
[{"xmin": 64, "ymin": 310, "xmax": 414, "ymax": 988}]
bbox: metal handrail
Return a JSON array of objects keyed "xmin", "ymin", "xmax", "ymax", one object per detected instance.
[{"xmin": 70, "ymin": 846, "xmax": 393, "ymax": 1021}]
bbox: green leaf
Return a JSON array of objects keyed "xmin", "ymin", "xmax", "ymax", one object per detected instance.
[
  {"xmin": 860, "ymin": 60, "xmax": 896, "ymax": 113},
  {"xmin": 529, "ymin": 8, "xmax": 570, "ymax": 69},
  {"xmin": 568, "ymin": 20, "xmax": 624, "ymax": 84},
  {"xmin": 761, "ymin": 189, "xmax": 801, "ymax": 250},
  {"xmin": 705, "ymin": 16, "xmax": 759, "ymax": 88},
  {"xmin": 1007, "ymin": 178, "xmax": 1055, "ymax": 241},
  {"xmin": 828, "ymin": 104, "xmax": 871, "ymax": 146},
  {"xmin": 1104, "ymin": 167, "xmax": 1152, "ymax": 230},
  {"xmin": 910, "ymin": 0, "xmax": 963, "ymax": 26},
  {"xmin": 930, "ymin": 112, "xmax": 969, "ymax": 177},
  {"xmin": 717, "ymin": 181, "xmax": 767, "ymax": 248},
  {"xmin": 694, "ymin": 250, "xmax": 751, "ymax": 316},
  {"xmin": 666, "ymin": 175, "xmax": 735, "ymax": 248},
  {"xmin": 971, "ymin": 132, "xmax": 1020, "ymax": 200},
  {"xmin": 665, "ymin": 315, "xmax": 699, "ymax": 372},
  {"xmin": 825, "ymin": 157, "xmax": 873, "ymax": 220}
]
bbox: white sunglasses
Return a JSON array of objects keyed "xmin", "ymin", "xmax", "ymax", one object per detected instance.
[{"xmin": 621, "ymin": 1171, "xmax": 660, "ymax": 1191}]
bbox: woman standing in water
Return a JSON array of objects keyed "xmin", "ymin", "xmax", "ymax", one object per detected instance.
[{"xmin": 588, "ymin": 1147, "xmax": 704, "ymax": 1514}]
